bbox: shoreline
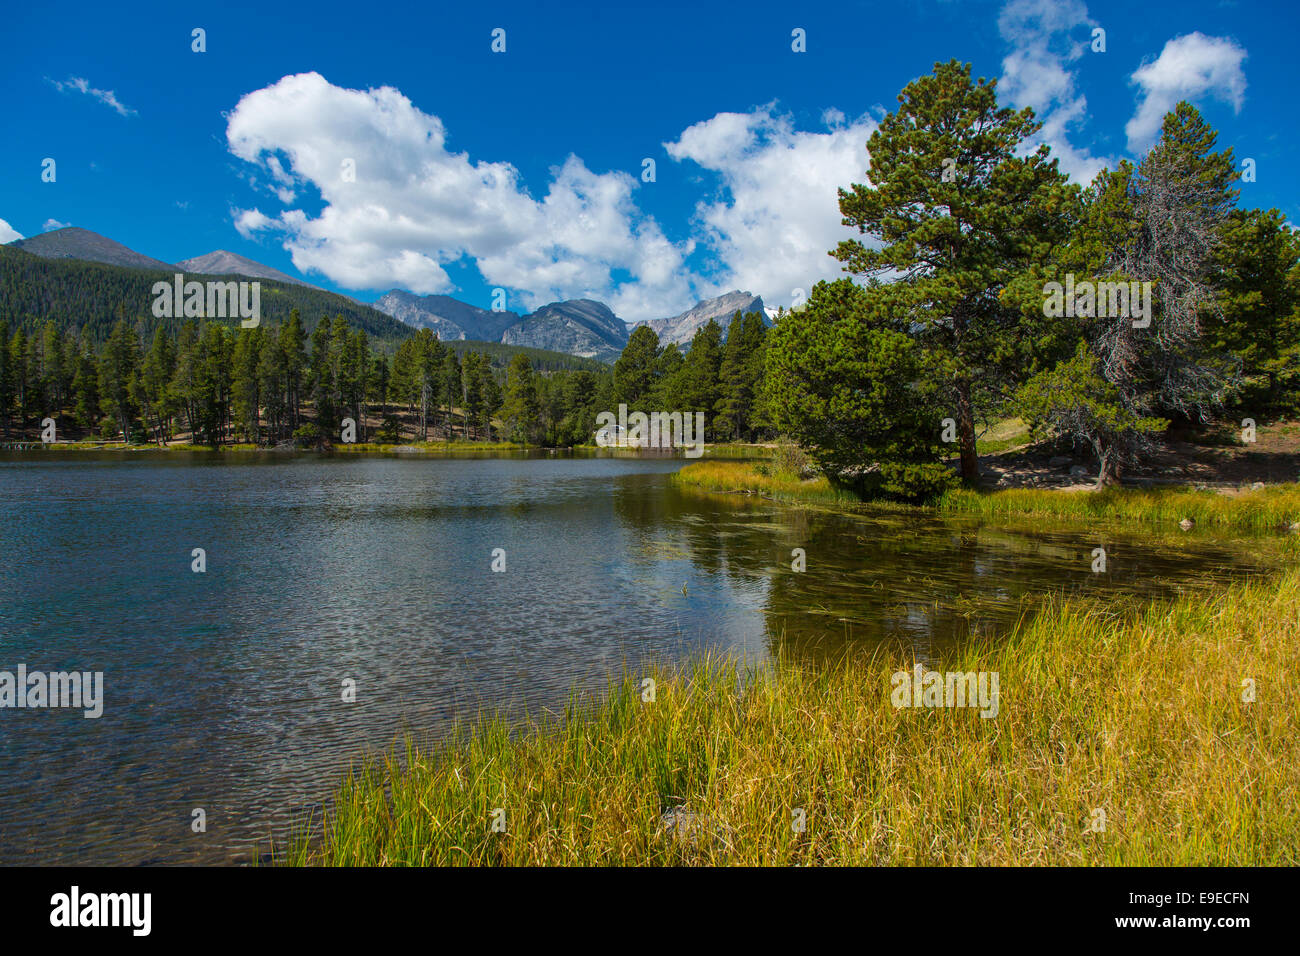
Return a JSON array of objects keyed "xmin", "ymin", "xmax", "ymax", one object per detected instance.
[
  {"xmin": 1, "ymin": 440, "xmax": 775, "ymax": 458},
  {"xmin": 672, "ymin": 460, "xmax": 1300, "ymax": 533},
  {"xmin": 282, "ymin": 565, "xmax": 1300, "ymax": 866}
]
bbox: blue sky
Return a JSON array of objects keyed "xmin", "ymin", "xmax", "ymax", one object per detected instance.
[{"xmin": 1, "ymin": 0, "xmax": 1295, "ymax": 320}]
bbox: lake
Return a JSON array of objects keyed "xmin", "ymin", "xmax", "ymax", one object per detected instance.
[{"xmin": 0, "ymin": 451, "xmax": 1279, "ymax": 864}]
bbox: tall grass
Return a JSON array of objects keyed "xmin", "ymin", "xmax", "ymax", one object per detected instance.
[
  {"xmin": 283, "ymin": 567, "xmax": 1299, "ymax": 866},
  {"xmin": 669, "ymin": 460, "xmax": 859, "ymax": 507},
  {"xmin": 941, "ymin": 484, "xmax": 1300, "ymax": 532},
  {"xmin": 676, "ymin": 460, "xmax": 1300, "ymax": 532}
]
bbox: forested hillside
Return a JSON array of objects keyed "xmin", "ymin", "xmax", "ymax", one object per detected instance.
[{"xmin": 0, "ymin": 244, "xmax": 412, "ymax": 344}]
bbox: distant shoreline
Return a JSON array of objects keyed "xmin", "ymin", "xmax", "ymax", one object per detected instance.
[{"xmin": 0, "ymin": 440, "xmax": 776, "ymax": 458}]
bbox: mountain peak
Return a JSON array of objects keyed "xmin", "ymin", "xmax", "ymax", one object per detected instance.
[
  {"xmin": 641, "ymin": 290, "xmax": 767, "ymax": 346},
  {"xmin": 372, "ymin": 290, "xmax": 521, "ymax": 341},
  {"xmin": 501, "ymin": 298, "xmax": 627, "ymax": 361},
  {"xmin": 176, "ymin": 249, "xmax": 313, "ymax": 288},
  {"xmin": 10, "ymin": 227, "xmax": 176, "ymax": 272}
]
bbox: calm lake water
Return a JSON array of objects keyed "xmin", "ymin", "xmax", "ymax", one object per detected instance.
[{"xmin": 0, "ymin": 451, "xmax": 1280, "ymax": 865}]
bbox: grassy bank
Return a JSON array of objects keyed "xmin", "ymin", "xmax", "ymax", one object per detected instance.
[
  {"xmin": 24, "ymin": 440, "xmax": 741, "ymax": 456},
  {"xmin": 284, "ymin": 566, "xmax": 1298, "ymax": 866},
  {"xmin": 941, "ymin": 484, "xmax": 1300, "ymax": 532},
  {"xmin": 24, "ymin": 439, "xmax": 534, "ymax": 453},
  {"xmin": 674, "ymin": 460, "xmax": 1300, "ymax": 532},
  {"xmin": 668, "ymin": 459, "xmax": 862, "ymax": 507}
]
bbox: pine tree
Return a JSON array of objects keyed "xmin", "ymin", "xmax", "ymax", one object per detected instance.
[
  {"xmin": 715, "ymin": 311, "xmax": 768, "ymax": 441},
  {"xmin": 281, "ymin": 309, "xmax": 306, "ymax": 428},
  {"xmin": 98, "ymin": 319, "xmax": 139, "ymax": 442},
  {"xmin": 463, "ymin": 352, "xmax": 485, "ymax": 441},
  {"xmin": 308, "ymin": 319, "xmax": 334, "ymax": 433},
  {"xmin": 834, "ymin": 60, "xmax": 1074, "ymax": 482},
  {"xmin": 441, "ymin": 349, "xmax": 461, "ymax": 440},
  {"xmin": 501, "ymin": 353, "xmax": 540, "ymax": 443},
  {"xmin": 136, "ymin": 326, "xmax": 178, "ymax": 445},
  {"xmin": 613, "ymin": 325, "xmax": 662, "ymax": 411},
  {"xmin": 765, "ymin": 279, "xmax": 955, "ymax": 500},
  {"xmin": 674, "ymin": 320, "xmax": 723, "ymax": 435},
  {"xmin": 72, "ymin": 342, "xmax": 100, "ymax": 432},
  {"xmin": 481, "ymin": 364, "xmax": 502, "ymax": 441},
  {"xmin": 230, "ymin": 327, "xmax": 262, "ymax": 445},
  {"xmin": 1212, "ymin": 207, "xmax": 1300, "ymax": 410},
  {"xmin": 0, "ymin": 321, "xmax": 10, "ymax": 436},
  {"xmin": 10, "ymin": 328, "xmax": 29, "ymax": 433},
  {"xmin": 1016, "ymin": 103, "xmax": 1243, "ymax": 485}
]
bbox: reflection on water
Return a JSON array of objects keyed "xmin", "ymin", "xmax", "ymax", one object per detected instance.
[{"xmin": 0, "ymin": 451, "xmax": 1278, "ymax": 864}]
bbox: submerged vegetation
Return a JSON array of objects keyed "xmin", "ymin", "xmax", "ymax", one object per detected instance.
[{"xmin": 284, "ymin": 566, "xmax": 1300, "ymax": 866}]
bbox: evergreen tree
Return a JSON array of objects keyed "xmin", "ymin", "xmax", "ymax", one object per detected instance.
[
  {"xmin": 281, "ymin": 309, "xmax": 306, "ymax": 428},
  {"xmin": 0, "ymin": 321, "xmax": 10, "ymax": 435},
  {"xmin": 463, "ymin": 352, "xmax": 486, "ymax": 441},
  {"xmin": 308, "ymin": 319, "xmax": 334, "ymax": 432},
  {"xmin": 258, "ymin": 325, "xmax": 289, "ymax": 444},
  {"xmin": 480, "ymin": 366, "xmax": 502, "ymax": 441},
  {"xmin": 441, "ymin": 349, "xmax": 461, "ymax": 440},
  {"xmin": 39, "ymin": 321, "xmax": 65, "ymax": 415},
  {"xmin": 765, "ymin": 280, "xmax": 955, "ymax": 500},
  {"xmin": 1212, "ymin": 207, "xmax": 1300, "ymax": 410},
  {"xmin": 171, "ymin": 322, "xmax": 200, "ymax": 439},
  {"xmin": 501, "ymin": 353, "xmax": 541, "ymax": 443},
  {"xmin": 714, "ymin": 311, "xmax": 768, "ymax": 441},
  {"xmin": 136, "ymin": 326, "xmax": 178, "ymax": 445},
  {"xmin": 613, "ymin": 325, "xmax": 662, "ymax": 411},
  {"xmin": 98, "ymin": 319, "xmax": 139, "ymax": 442},
  {"xmin": 230, "ymin": 327, "xmax": 263, "ymax": 445},
  {"xmin": 370, "ymin": 352, "xmax": 391, "ymax": 434},
  {"xmin": 10, "ymin": 328, "xmax": 29, "ymax": 432},
  {"xmin": 72, "ymin": 341, "xmax": 100, "ymax": 432},
  {"xmin": 1015, "ymin": 103, "xmax": 1242, "ymax": 484},
  {"xmin": 673, "ymin": 319, "xmax": 724, "ymax": 431},
  {"xmin": 834, "ymin": 59, "xmax": 1074, "ymax": 482}
]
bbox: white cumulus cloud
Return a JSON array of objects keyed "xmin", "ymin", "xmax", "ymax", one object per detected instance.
[
  {"xmin": 1126, "ymin": 32, "xmax": 1247, "ymax": 151},
  {"xmin": 225, "ymin": 72, "xmax": 696, "ymax": 320},
  {"xmin": 664, "ymin": 105, "xmax": 877, "ymax": 309},
  {"xmin": 997, "ymin": 0, "xmax": 1113, "ymax": 184}
]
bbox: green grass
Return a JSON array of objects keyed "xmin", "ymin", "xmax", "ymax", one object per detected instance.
[
  {"xmin": 332, "ymin": 440, "xmax": 528, "ymax": 453},
  {"xmin": 941, "ymin": 484, "xmax": 1300, "ymax": 532},
  {"xmin": 974, "ymin": 417, "xmax": 1033, "ymax": 455},
  {"xmin": 675, "ymin": 460, "xmax": 1300, "ymax": 532},
  {"xmin": 669, "ymin": 459, "xmax": 860, "ymax": 507},
  {"xmin": 27, "ymin": 439, "xmax": 531, "ymax": 453},
  {"xmin": 282, "ymin": 566, "xmax": 1300, "ymax": 866}
]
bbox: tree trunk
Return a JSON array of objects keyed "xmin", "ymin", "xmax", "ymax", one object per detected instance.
[
  {"xmin": 954, "ymin": 378, "xmax": 979, "ymax": 483},
  {"xmin": 1095, "ymin": 443, "xmax": 1123, "ymax": 488}
]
